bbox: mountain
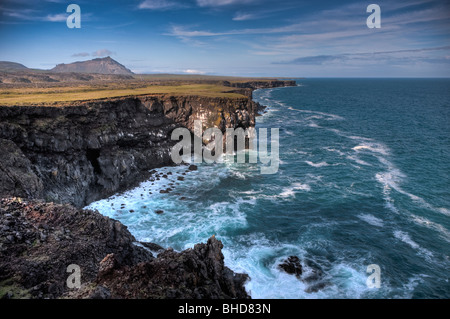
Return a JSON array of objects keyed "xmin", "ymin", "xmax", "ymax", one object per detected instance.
[
  {"xmin": 0, "ymin": 61, "xmax": 29, "ymax": 71},
  {"xmin": 51, "ymin": 57, "xmax": 134, "ymax": 75}
]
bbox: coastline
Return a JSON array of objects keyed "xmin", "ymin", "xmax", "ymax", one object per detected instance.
[{"xmin": 0, "ymin": 79, "xmax": 296, "ymax": 299}]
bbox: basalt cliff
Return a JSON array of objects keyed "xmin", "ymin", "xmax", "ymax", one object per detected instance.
[{"xmin": 0, "ymin": 80, "xmax": 296, "ymax": 299}]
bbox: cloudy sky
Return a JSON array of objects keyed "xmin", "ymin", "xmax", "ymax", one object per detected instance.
[{"xmin": 1, "ymin": 0, "xmax": 449, "ymax": 77}]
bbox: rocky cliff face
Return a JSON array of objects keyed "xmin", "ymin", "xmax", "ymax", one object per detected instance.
[
  {"xmin": 0, "ymin": 94, "xmax": 259, "ymax": 207},
  {"xmin": 0, "ymin": 80, "xmax": 295, "ymax": 299},
  {"xmin": 223, "ymin": 80, "xmax": 297, "ymax": 89},
  {"xmin": 0, "ymin": 198, "xmax": 249, "ymax": 299}
]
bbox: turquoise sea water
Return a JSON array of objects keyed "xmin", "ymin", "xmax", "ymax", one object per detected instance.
[{"xmin": 87, "ymin": 79, "xmax": 450, "ymax": 298}]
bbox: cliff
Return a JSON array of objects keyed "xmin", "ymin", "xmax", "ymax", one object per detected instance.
[
  {"xmin": 0, "ymin": 79, "xmax": 296, "ymax": 299},
  {"xmin": 0, "ymin": 94, "xmax": 259, "ymax": 207}
]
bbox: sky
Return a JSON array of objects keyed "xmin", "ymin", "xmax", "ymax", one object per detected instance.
[{"xmin": 0, "ymin": 0, "xmax": 449, "ymax": 77}]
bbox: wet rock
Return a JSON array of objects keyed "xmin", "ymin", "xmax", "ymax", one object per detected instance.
[
  {"xmin": 188, "ymin": 165, "xmax": 198, "ymax": 171},
  {"xmin": 304, "ymin": 281, "xmax": 330, "ymax": 294},
  {"xmin": 154, "ymin": 209, "xmax": 164, "ymax": 215},
  {"xmin": 278, "ymin": 256, "xmax": 303, "ymax": 278},
  {"xmin": 177, "ymin": 176, "xmax": 185, "ymax": 181}
]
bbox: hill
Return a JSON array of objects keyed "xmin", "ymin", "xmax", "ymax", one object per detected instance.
[
  {"xmin": 51, "ymin": 57, "xmax": 134, "ymax": 75},
  {"xmin": 0, "ymin": 61, "xmax": 29, "ymax": 71}
]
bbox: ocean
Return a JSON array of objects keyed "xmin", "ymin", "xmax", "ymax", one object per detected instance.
[{"xmin": 86, "ymin": 78, "xmax": 450, "ymax": 299}]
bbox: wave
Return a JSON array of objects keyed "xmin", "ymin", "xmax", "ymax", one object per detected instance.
[
  {"xmin": 289, "ymin": 108, "xmax": 345, "ymax": 121},
  {"xmin": 393, "ymin": 230, "xmax": 433, "ymax": 260},
  {"xmin": 357, "ymin": 214, "xmax": 384, "ymax": 227},
  {"xmin": 410, "ymin": 214, "xmax": 450, "ymax": 243},
  {"xmin": 352, "ymin": 143, "xmax": 390, "ymax": 156},
  {"xmin": 279, "ymin": 182, "xmax": 311, "ymax": 198},
  {"xmin": 346, "ymin": 155, "xmax": 372, "ymax": 166},
  {"xmin": 305, "ymin": 161, "xmax": 329, "ymax": 168},
  {"xmin": 375, "ymin": 162, "xmax": 450, "ymax": 217}
]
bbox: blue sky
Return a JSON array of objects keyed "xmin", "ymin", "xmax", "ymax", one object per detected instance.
[{"xmin": 1, "ymin": 0, "xmax": 449, "ymax": 77}]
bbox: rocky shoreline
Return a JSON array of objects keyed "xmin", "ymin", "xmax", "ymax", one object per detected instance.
[
  {"xmin": 0, "ymin": 80, "xmax": 296, "ymax": 299},
  {"xmin": 0, "ymin": 197, "xmax": 249, "ymax": 299}
]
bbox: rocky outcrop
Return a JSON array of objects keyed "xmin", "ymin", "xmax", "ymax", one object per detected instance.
[
  {"xmin": 278, "ymin": 256, "xmax": 303, "ymax": 279},
  {"xmin": 0, "ymin": 198, "xmax": 249, "ymax": 299},
  {"xmin": 278, "ymin": 256, "xmax": 330, "ymax": 293},
  {"xmin": 0, "ymin": 93, "xmax": 261, "ymax": 207}
]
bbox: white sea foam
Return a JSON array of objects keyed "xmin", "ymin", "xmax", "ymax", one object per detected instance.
[
  {"xmin": 352, "ymin": 143, "xmax": 389, "ymax": 156},
  {"xmin": 410, "ymin": 214, "xmax": 450, "ymax": 242},
  {"xmin": 357, "ymin": 214, "xmax": 384, "ymax": 227},
  {"xmin": 323, "ymin": 147, "xmax": 346, "ymax": 156},
  {"xmin": 375, "ymin": 160, "xmax": 449, "ymax": 218},
  {"xmin": 394, "ymin": 230, "xmax": 433, "ymax": 259},
  {"xmin": 305, "ymin": 161, "xmax": 329, "ymax": 168},
  {"xmin": 326, "ymin": 263, "xmax": 373, "ymax": 299},
  {"xmin": 346, "ymin": 155, "xmax": 371, "ymax": 166},
  {"xmin": 222, "ymin": 236, "xmax": 333, "ymax": 299},
  {"xmin": 285, "ymin": 107, "xmax": 344, "ymax": 121},
  {"xmin": 279, "ymin": 183, "xmax": 311, "ymax": 198}
]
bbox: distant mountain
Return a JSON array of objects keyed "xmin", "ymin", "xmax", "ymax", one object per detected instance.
[
  {"xmin": 0, "ymin": 61, "xmax": 29, "ymax": 71},
  {"xmin": 51, "ymin": 57, "xmax": 134, "ymax": 75}
]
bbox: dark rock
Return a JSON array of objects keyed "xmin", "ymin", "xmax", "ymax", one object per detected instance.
[
  {"xmin": 140, "ymin": 242, "xmax": 165, "ymax": 253},
  {"xmin": 154, "ymin": 209, "xmax": 164, "ymax": 215},
  {"xmin": 87, "ymin": 286, "xmax": 111, "ymax": 299},
  {"xmin": 92, "ymin": 236, "xmax": 249, "ymax": 299},
  {"xmin": 0, "ymin": 139, "xmax": 44, "ymax": 199},
  {"xmin": 0, "ymin": 198, "xmax": 250, "ymax": 299},
  {"xmin": 98, "ymin": 253, "xmax": 118, "ymax": 278},
  {"xmin": 278, "ymin": 256, "xmax": 303, "ymax": 278},
  {"xmin": 177, "ymin": 176, "xmax": 185, "ymax": 181},
  {"xmin": 188, "ymin": 165, "xmax": 198, "ymax": 171},
  {"xmin": 304, "ymin": 281, "xmax": 330, "ymax": 294}
]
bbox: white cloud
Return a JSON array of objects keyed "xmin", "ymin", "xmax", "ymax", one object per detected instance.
[
  {"xmin": 232, "ymin": 12, "xmax": 258, "ymax": 21},
  {"xmin": 138, "ymin": 0, "xmax": 184, "ymax": 10},
  {"xmin": 92, "ymin": 49, "xmax": 115, "ymax": 57},
  {"xmin": 43, "ymin": 13, "xmax": 66, "ymax": 22},
  {"xmin": 196, "ymin": 0, "xmax": 256, "ymax": 7},
  {"xmin": 72, "ymin": 52, "xmax": 90, "ymax": 57},
  {"xmin": 183, "ymin": 69, "xmax": 206, "ymax": 74}
]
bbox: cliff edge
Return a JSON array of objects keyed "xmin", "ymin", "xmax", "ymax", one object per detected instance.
[{"xmin": 0, "ymin": 79, "xmax": 296, "ymax": 299}]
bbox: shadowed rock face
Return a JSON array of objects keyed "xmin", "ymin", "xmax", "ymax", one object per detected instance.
[
  {"xmin": 0, "ymin": 198, "xmax": 249, "ymax": 299},
  {"xmin": 0, "ymin": 94, "xmax": 259, "ymax": 207}
]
